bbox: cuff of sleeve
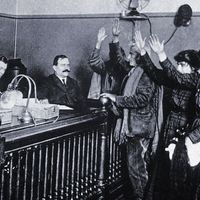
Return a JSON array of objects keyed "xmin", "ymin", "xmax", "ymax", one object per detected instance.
[
  {"xmin": 109, "ymin": 42, "xmax": 120, "ymax": 50},
  {"xmin": 159, "ymin": 58, "xmax": 169, "ymax": 67},
  {"xmin": 141, "ymin": 52, "xmax": 151, "ymax": 62},
  {"xmin": 188, "ymin": 132, "xmax": 200, "ymax": 144},
  {"xmin": 115, "ymin": 96, "xmax": 124, "ymax": 106},
  {"xmin": 158, "ymin": 52, "xmax": 167, "ymax": 62},
  {"xmin": 140, "ymin": 49, "xmax": 146, "ymax": 56},
  {"xmin": 94, "ymin": 48, "xmax": 101, "ymax": 54}
]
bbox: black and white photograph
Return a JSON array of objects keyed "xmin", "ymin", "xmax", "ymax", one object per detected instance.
[{"xmin": 0, "ymin": 0, "xmax": 200, "ymax": 199}]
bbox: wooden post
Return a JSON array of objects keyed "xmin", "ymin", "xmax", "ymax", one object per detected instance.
[{"xmin": 97, "ymin": 119, "xmax": 108, "ymax": 199}]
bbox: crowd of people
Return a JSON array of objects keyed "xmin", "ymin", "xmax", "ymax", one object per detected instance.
[
  {"xmin": 91, "ymin": 20, "xmax": 200, "ymax": 200},
  {"xmin": 0, "ymin": 18, "xmax": 200, "ymax": 200}
]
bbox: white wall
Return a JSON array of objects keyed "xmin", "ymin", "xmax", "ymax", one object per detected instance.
[
  {"xmin": 0, "ymin": 0, "xmax": 16, "ymax": 15},
  {"xmin": 16, "ymin": 0, "xmax": 200, "ymax": 15},
  {"xmin": 143, "ymin": 0, "xmax": 200, "ymax": 13},
  {"xmin": 0, "ymin": 0, "xmax": 199, "ymax": 15}
]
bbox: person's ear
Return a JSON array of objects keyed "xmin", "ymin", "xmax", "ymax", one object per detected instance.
[{"xmin": 53, "ymin": 65, "xmax": 57, "ymax": 71}]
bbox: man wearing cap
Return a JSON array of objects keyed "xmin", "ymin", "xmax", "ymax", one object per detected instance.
[
  {"xmin": 100, "ymin": 20, "xmax": 160, "ymax": 200},
  {"xmin": 38, "ymin": 55, "xmax": 86, "ymax": 110}
]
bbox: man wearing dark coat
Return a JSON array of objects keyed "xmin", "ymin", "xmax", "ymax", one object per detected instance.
[
  {"xmin": 0, "ymin": 56, "xmax": 8, "ymax": 92},
  {"xmin": 38, "ymin": 55, "xmax": 85, "ymax": 110},
  {"xmin": 100, "ymin": 20, "xmax": 161, "ymax": 200}
]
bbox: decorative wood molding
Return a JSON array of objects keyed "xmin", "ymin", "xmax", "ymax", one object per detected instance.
[{"xmin": 0, "ymin": 12, "xmax": 200, "ymax": 20}]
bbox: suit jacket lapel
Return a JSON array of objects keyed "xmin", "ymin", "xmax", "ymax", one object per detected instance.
[
  {"xmin": 52, "ymin": 74, "xmax": 67, "ymax": 92},
  {"xmin": 65, "ymin": 77, "xmax": 73, "ymax": 93}
]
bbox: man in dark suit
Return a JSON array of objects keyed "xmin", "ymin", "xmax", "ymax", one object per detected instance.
[
  {"xmin": 100, "ymin": 20, "xmax": 160, "ymax": 200},
  {"xmin": 0, "ymin": 56, "xmax": 8, "ymax": 92},
  {"xmin": 38, "ymin": 55, "xmax": 86, "ymax": 110}
]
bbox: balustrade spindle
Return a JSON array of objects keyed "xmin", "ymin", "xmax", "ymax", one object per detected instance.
[
  {"xmin": 116, "ymin": 144, "xmax": 120, "ymax": 179},
  {"xmin": 70, "ymin": 136, "xmax": 76, "ymax": 199},
  {"xmin": 30, "ymin": 147, "xmax": 36, "ymax": 200},
  {"xmin": 112, "ymin": 138, "xmax": 116, "ymax": 181},
  {"xmin": 75, "ymin": 134, "xmax": 81, "ymax": 199},
  {"xmin": 65, "ymin": 137, "xmax": 71, "ymax": 199},
  {"xmin": 80, "ymin": 133, "xmax": 86, "ymax": 198},
  {"xmin": 0, "ymin": 164, "xmax": 4, "ymax": 200},
  {"xmin": 37, "ymin": 145, "xmax": 42, "ymax": 200},
  {"xmin": 89, "ymin": 131, "xmax": 95, "ymax": 194},
  {"xmin": 54, "ymin": 141, "xmax": 61, "ymax": 200},
  {"xmin": 87, "ymin": 132, "xmax": 92, "ymax": 196},
  {"xmin": 85, "ymin": 133, "xmax": 90, "ymax": 196},
  {"xmin": 97, "ymin": 123, "xmax": 108, "ymax": 199},
  {"xmin": 60, "ymin": 139, "xmax": 66, "ymax": 199},
  {"xmin": 23, "ymin": 150, "xmax": 29, "ymax": 200},
  {"xmin": 108, "ymin": 133, "xmax": 113, "ymax": 184},
  {"xmin": 94, "ymin": 129, "xmax": 99, "ymax": 193},
  {"xmin": 47, "ymin": 142, "xmax": 54, "ymax": 199},
  {"xmin": 42, "ymin": 145, "xmax": 49, "ymax": 200},
  {"xmin": 15, "ymin": 151, "xmax": 21, "ymax": 200}
]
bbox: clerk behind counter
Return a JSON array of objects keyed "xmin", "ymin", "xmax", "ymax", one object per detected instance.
[
  {"xmin": 0, "ymin": 56, "xmax": 8, "ymax": 92},
  {"xmin": 37, "ymin": 55, "xmax": 87, "ymax": 111},
  {"xmin": 0, "ymin": 57, "xmax": 27, "ymax": 94}
]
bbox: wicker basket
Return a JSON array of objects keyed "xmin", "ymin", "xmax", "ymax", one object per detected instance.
[
  {"xmin": 6, "ymin": 75, "xmax": 59, "ymax": 120},
  {"xmin": 13, "ymin": 98, "xmax": 59, "ymax": 119},
  {"xmin": 0, "ymin": 109, "xmax": 12, "ymax": 124}
]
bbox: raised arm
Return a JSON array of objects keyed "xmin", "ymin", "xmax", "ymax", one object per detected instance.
[
  {"xmin": 134, "ymin": 31, "xmax": 173, "ymax": 87},
  {"xmin": 149, "ymin": 34, "xmax": 199, "ymax": 89},
  {"xmin": 160, "ymin": 58, "xmax": 199, "ymax": 90},
  {"xmin": 88, "ymin": 27, "xmax": 107, "ymax": 75},
  {"xmin": 109, "ymin": 19, "xmax": 129, "ymax": 70},
  {"xmin": 148, "ymin": 34, "xmax": 166, "ymax": 62}
]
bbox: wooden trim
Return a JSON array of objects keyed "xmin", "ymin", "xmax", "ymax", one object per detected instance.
[{"xmin": 0, "ymin": 12, "xmax": 200, "ymax": 20}]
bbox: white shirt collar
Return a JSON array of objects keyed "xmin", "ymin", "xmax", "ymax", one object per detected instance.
[{"xmin": 56, "ymin": 75, "xmax": 67, "ymax": 84}]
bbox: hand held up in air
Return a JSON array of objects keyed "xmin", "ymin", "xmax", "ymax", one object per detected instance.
[
  {"xmin": 149, "ymin": 34, "xmax": 167, "ymax": 62},
  {"xmin": 112, "ymin": 19, "xmax": 120, "ymax": 43},
  {"xmin": 134, "ymin": 30, "xmax": 147, "ymax": 56},
  {"xmin": 96, "ymin": 27, "xmax": 108, "ymax": 49}
]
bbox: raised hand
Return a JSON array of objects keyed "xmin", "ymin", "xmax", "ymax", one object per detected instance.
[
  {"xmin": 96, "ymin": 27, "xmax": 107, "ymax": 49},
  {"xmin": 134, "ymin": 30, "xmax": 146, "ymax": 55},
  {"xmin": 149, "ymin": 34, "xmax": 164, "ymax": 55},
  {"xmin": 112, "ymin": 18, "xmax": 120, "ymax": 37},
  {"xmin": 97, "ymin": 27, "xmax": 107, "ymax": 43}
]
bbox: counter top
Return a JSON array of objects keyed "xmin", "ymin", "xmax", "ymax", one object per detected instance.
[{"xmin": 0, "ymin": 108, "xmax": 107, "ymax": 150}]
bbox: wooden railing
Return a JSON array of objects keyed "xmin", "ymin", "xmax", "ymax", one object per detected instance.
[{"xmin": 0, "ymin": 109, "xmax": 123, "ymax": 200}]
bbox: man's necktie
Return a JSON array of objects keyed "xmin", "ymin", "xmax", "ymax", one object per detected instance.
[
  {"xmin": 62, "ymin": 79, "xmax": 66, "ymax": 86},
  {"xmin": 108, "ymin": 75, "xmax": 112, "ymax": 87}
]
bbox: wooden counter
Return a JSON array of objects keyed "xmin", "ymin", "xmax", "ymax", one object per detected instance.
[{"xmin": 0, "ymin": 108, "xmax": 123, "ymax": 200}]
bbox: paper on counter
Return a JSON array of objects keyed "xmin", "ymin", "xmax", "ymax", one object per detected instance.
[{"xmin": 57, "ymin": 105, "xmax": 73, "ymax": 110}]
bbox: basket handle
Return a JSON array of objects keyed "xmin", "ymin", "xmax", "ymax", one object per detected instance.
[{"xmin": 9, "ymin": 74, "xmax": 38, "ymax": 104}]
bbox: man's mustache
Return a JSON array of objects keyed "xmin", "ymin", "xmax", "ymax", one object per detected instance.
[{"xmin": 63, "ymin": 69, "xmax": 70, "ymax": 72}]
